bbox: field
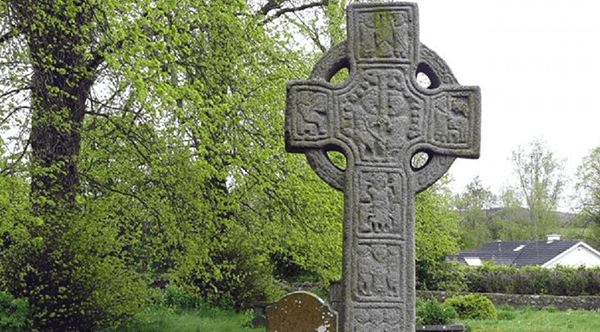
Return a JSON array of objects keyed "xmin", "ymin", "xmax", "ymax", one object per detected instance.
[{"xmin": 463, "ymin": 306, "xmax": 600, "ymax": 332}]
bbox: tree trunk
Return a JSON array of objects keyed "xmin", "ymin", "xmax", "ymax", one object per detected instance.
[{"xmin": 16, "ymin": 1, "xmax": 97, "ymax": 217}]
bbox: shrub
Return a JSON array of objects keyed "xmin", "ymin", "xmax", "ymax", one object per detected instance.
[
  {"xmin": 443, "ymin": 294, "xmax": 497, "ymax": 320},
  {"xmin": 0, "ymin": 291, "xmax": 32, "ymax": 332},
  {"xmin": 416, "ymin": 297, "xmax": 457, "ymax": 326},
  {"xmin": 0, "ymin": 212, "xmax": 147, "ymax": 332},
  {"xmin": 417, "ymin": 261, "xmax": 467, "ymax": 292},
  {"xmin": 179, "ymin": 238, "xmax": 286, "ymax": 311},
  {"xmin": 154, "ymin": 285, "xmax": 199, "ymax": 312}
]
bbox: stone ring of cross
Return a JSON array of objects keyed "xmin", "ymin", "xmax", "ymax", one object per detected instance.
[{"xmin": 303, "ymin": 40, "xmax": 461, "ymax": 193}]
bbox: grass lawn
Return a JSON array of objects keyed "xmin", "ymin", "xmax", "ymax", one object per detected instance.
[
  {"xmin": 463, "ymin": 306, "xmax": 600, "ymax": 332},
  {"xmin": 105, "ymin": 306, "xmax": 263, "ymax": 332},
  {"xmin": 107, "ymin": 304, "xmax": 600, "ymax": 332}
]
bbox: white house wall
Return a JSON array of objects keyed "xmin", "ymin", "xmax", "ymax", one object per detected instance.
[{"xmin": 543, "ymin": 243, "xmax": 600, "ymax": 268}]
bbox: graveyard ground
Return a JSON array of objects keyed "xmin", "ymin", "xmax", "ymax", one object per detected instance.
[
  {"xmin": 103, "ymin": 306, "xmax": 261, "ymax": 332},
  {"xmin": 102, "ymin": 304, "xmax": 600, "ymax": 332}
]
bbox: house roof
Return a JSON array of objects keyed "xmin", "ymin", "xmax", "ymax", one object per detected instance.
[{"xmin": 448, "ymin": 239, "xmax": 581, "ymax": 267}]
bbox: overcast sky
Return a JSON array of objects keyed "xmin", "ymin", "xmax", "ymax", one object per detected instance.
[{"xmin": 413, "ymin": 0, "xmax": 600, "ymax": 210}]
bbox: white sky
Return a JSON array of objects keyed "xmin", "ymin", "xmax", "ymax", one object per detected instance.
[{"xmin": 415, "ymin": 0, "xmax": 600, "ymax": 210}]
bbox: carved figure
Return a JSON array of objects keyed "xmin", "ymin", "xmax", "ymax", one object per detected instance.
[
  {"xmin": 297, "ymin": 92, "xmax": 327, "ymax": 136},
  {"xmin": 392, "ymin": 12, "xmax": 409, "ymax": 58}
]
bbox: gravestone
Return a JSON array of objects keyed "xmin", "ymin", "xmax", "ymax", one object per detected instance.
[
  {"xmin": 285, "ymin": 2, "xmax": 480, "ymax": 332},
  {"xmin": 266, "ymin": 292, "xmax": 338, "ymax": 332}
]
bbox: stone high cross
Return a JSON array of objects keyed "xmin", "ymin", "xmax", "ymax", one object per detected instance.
[{"xmin": 285, "ymin": 3, "xmax": 480, "ymax": 332}]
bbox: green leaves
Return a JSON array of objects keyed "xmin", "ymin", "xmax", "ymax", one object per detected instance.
[{"xmin": 416, "ymin": 176, "xmax": 461, "ymax": 264}]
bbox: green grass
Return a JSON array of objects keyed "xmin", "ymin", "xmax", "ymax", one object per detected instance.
[
  {"xmin": 463, "ymin": 306, "xmax": 600, "ymax": 332},
  {"xmin": 105, "ymin": 306, "xmax": 263, "ymax": 332},
  {"xmin": 108, "ymin": 303, "xmax": 600, "ymax": 332}
]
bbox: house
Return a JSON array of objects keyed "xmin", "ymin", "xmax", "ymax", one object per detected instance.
[{"xmin": 448, "ymin": 234, "xmax": 600, "ymax": 268}]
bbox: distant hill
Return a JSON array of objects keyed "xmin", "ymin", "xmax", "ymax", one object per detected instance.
[
  {"xmin": 482, "ymin": 207, "xmax": 577, "ymax": 225},
  {"xmin": 556, "ymin": 211, "xmax": 578, "ymax": 224}
]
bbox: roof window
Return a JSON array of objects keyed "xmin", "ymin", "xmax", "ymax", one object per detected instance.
[{"xmin": 513, "ymin": 245, "xmax": 526, "ymax": 252}]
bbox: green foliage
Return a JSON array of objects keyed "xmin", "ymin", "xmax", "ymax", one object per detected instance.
[
  {"xmin": 415, "ymin": 176, "xmax": 462, "ymax": 289},
  {"xmin": 575, "ymin": 145, "xmax": 600, "ymax": 248},
  {"xmin": 416, "ymin": 175, "xmax": 461, "ymax": 264},
  {"xmin": 0, "ymin": 290, "xmax": 32, "ymax": 332},
  {"xmin": 443, "ymin": 294, "xmax": 497, "ymax": 320},
  {"xmin": 0, "ymin": 210, "xmax": 147, "ymax": 331},
  {"xmin": 452, "ymin": 177, "xmax": 495, "ymax": 249},
  {"xmin": 177, "ymin": 237, "xmax": 287, "ymax": 311},
  {"xmin": 463, "ymin": 264, "xmax": 600, "ymax": 296},
  {"xmin": 417, "ymin": 261, "xmax": 467, "ymax": 292},
  {"xmin": 492, "ymin": 189, "xmax": 532, "ymax": 240},
  {"xmin": 416, "ymin": 297, "xmax": 458, "ymax": 326},
  {"xmin": 3, "ymin": 0, "xmax": 340, "ymax": 326},
  {"xmin": 153, "ymin": 285, "xmax": 199, "ymax": 312}
]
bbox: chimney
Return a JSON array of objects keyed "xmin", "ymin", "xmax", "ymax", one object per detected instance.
[{"xmin": 547, "ymin": 234, "xmax": 561, "ymax": 243}]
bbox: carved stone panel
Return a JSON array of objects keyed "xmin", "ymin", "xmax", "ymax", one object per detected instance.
[
  {"xmin": 353, "ymin": 306, "xmax": 405, "ymax": 332},
  {"xmin": 349, "ymin": 4, "xmax": 418, "ymax": 65},
  {"xmin": 356, "ymin": 170, "xmax": 405, "ymax": 237},
  {"xmin": 354, "ymin": 242, "xmax": 403, "ymax": 302},
  {"xmin": 338, "ymin": 69, "xmax": 424, "ymax": 164},
  {"xmin": 429, "ymin": 92, "xmax": 479, "ymax": 152},
  {"xmin": 286, "ymin": 85, "xmax": 333, "ymax": 150}
]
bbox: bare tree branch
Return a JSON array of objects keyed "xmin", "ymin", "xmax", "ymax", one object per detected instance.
[
  {"xmin": 0, "ymin": 139, "xmax": 29, "ymax": 176},
  {"xmin": 261, "ymin": 0, "xmax": 328, "ymax": 25},
  {"xmin": 0, "ymin": 24, "xmax": 22, "ymax": 45}
]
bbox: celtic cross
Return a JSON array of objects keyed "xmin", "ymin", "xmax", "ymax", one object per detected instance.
[{"xmin": 285, "ymin": 3, "xmax": 481, "ymax": 332}]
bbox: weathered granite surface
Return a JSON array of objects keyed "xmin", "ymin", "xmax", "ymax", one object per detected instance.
[{"xmin": 285, "ymin": 3, "xmax": 481, "ymax": 331}]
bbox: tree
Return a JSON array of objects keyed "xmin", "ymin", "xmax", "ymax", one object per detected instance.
[
  {"xmin": 493, "ymin": 188, "xmax": 531, "ymax": 240},
  {"xmin": 452, "ymin": 177, "xmax": 495, "ymax": 249},
  {"xmin": 0, "ymin": 1, "xmax": 149, "ymax": 330},
  {"xmin": 415, "ymin": 175, "xmax": 462, "ymax": 290},
  {"xmin": 0, "ymin": 0, "xmax": 342, "ymax": 329},
  {"xmin": 574, "ymin": 145, "xmax": 600, "ymax": 247},
  {"xmin": 511, "ymin": 140, "xmax": 565, "ymax": 239}
]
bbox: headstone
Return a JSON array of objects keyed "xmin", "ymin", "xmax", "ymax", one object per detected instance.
[
  {"xmin": 266, "ymin": 292, "xmax": 338, "ymax": 332},
  {"xmin": 285, "ymin": 2, "xmax": 481, "ymax": 332}
]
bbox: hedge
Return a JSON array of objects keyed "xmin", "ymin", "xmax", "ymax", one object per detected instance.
[
  {"xmin": 463, "ymin": 264, "xmax": 600, "ymax": 296},
  {"xmin": 418, "ymin": 262, "xmax": 600, "ymax": 296}
]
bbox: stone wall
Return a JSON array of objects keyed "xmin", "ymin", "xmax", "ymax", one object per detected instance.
[{"xmin": 418, "ymin": 290, "xmax": 600, "ymax": 311}]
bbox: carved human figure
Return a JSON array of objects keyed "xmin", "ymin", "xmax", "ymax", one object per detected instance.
[
  {"xmin": 355, "ymin": 117, "xmax": 386, "ymax": 161},
  {"xmin": 392, "ymin": 12, "xmax": 409, "ymax": 58},
  {"xmin": 367, "ymin": 173, "xmax": 394, "ymax": 233},
  {"xmin": 357, "ymin": 246, "xmax": 374, "ymax": 296},
  {"xmin": 359, "ymin": 13, "xmax": 376, "ymax": 58}
]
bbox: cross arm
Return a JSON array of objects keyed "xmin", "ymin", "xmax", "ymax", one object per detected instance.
[
  {"xmin": 423, "ymin": 85, "xmax": 481, "ymax": 159},
  {"xmin": 285, "ymin": 80, "xmax": 336, "ymax": 153}
]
